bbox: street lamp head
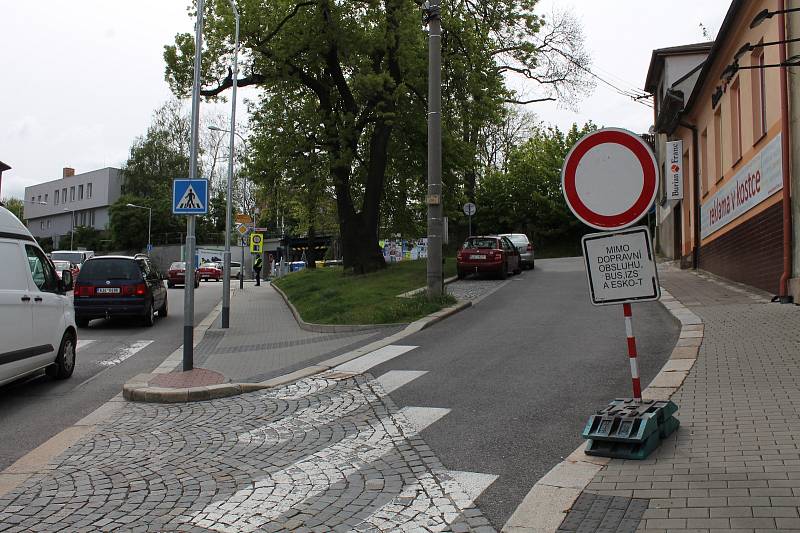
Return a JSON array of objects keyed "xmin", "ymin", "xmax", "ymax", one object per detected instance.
[
  {"xmin": 126, "ymin": 203, "xmax": 136, "ymax": 207},
  {"xmin": 750, "ymin": 9, "xmax": 773, "ymax": 29},
  {"xmin": 209, "ymin": 126, "xmax": 227, "ymax": 132},
  {"xmin": 720, "ymin": 62, "xmax": 739, "ymax": 82},
  {"xmin": 734, "ymin": 42, "xmax": 752, "ymax": 63}
]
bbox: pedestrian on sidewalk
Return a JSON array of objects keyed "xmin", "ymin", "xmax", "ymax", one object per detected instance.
[{"xmin": 253, "ymin": 254, "xmax": 263, "ymax": 286}]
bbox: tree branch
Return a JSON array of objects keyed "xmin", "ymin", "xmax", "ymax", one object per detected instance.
[
  {"xmin": 505, "ymin": 97, "xmax": 556, "ymax": 104},
  {"xmin": 201, "ymin": 72, "xmax": 265, "ymax": 97}
]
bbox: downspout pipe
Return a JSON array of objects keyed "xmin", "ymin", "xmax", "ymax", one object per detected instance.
[
  {"xmin": 679, "ymin": 121, "xmax": 701, "ymax": 270},
  {"xmin": 779, "ymin": 0, "xmax": 794, "ymax": 303}
]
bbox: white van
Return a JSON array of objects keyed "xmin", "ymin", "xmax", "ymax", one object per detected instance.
[
  {"xmin": 51, "ymin": 249, "xmax": 94, "ymax": 268},
  {"xmin": 0, "ymin": 205, "xmax": 77, "ymax": 386}
]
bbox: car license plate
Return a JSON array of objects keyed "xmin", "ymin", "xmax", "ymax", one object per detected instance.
[
  {"xmin": 96, "ymin": 287, "xmax": 120, "ymax": 294},
  {"xmin": 470, "ymin": 254, "xmax": 486, "ymax": 259}
]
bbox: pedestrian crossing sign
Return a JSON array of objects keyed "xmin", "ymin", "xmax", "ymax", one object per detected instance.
[{"xmin": 172, "ymin": 179, "xmax": 209, "ymax": 215}]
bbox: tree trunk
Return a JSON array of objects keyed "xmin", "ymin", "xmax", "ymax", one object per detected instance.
[{"xmin": 340, "ymin": 211, "xmax": 385, "ymax": 274}]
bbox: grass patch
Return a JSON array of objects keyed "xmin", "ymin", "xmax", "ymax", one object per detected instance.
[{"xmin": 273, "ymin": 259, "xmax": 457, "ymax": 325}]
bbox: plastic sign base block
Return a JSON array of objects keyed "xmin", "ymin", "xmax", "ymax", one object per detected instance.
[{"xmin": 582, "ymin": 398, "xmax": 679, "ymax": 460}]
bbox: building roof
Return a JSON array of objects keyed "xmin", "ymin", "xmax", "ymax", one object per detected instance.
[
  {"xmin": 0, "ymin": 161, "xmax": 10, "ymax": 172},
  {"xmin": 645, "ymin": 41, "xmax": 715, "ymax": 93},
  {"xmin": 683, "ymin": 0, "xmax": 747, "ymax": 114}
]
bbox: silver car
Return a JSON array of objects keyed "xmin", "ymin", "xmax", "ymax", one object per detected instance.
[{"xmin": 499, "ymin": 233, "xmax": 534, "ymax": 269}]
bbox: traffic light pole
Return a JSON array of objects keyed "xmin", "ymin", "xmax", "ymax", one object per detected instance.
[{"xmin": 183, "ymin": 0, "xmax": 204, "ymax": 371}]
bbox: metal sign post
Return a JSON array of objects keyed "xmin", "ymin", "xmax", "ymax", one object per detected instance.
[
  {"xmin": 463, "ymin": 202, "xmax": 476, "ymax": 237},
  {"xmin": 181, "ymin": 0, "xmax": 204, "ymax": 372}
]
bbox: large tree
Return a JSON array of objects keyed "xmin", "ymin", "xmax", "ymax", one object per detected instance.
[{"xmin": 165, "ymin": 0, "xmax": 590, "ymax": 273}]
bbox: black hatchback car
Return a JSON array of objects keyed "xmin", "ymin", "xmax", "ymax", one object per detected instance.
[{"xmin": 73, "ymin": 254, "xmax": 168, "ymax": 328}]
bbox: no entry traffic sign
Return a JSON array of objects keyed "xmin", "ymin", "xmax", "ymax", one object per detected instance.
[{"xmin": 561, "ymin": 128, "xmax": 658, "ymax": 231}]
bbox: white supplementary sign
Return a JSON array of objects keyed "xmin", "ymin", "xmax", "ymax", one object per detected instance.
[
  {"xmin": 665, "ymin": 140, "xmax": 683, "ymax": 200},
  {"xmin": 701, "ymin": 133, "xmax": 782, "ymax": 239},
  {"xmin": 582, "ymin": 226, "xmax": 660, "ymax": 306}
]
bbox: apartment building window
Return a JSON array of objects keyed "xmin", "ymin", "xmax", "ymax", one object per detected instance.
[
  {"xmin": 37, "ymin": 195, "xmax": 41, "ymax": 203},
  {"xmin": 714, "ymin": 107, "xmax": 723, "ymax": 182},
  {"xmin": 55, "ymin": 190, "xmax": 60, "ymax": 205},
  {"xmin": 31, "ymin": 196, "xmax": 34, "ymax": 203},
  {"xmin": 44, "ymin": 193, "xmax": 48, "ymax": 203},
  {"xmin": 40, "ymin": 221, "xmax": 44, "ymax": 230},
  {"xmin": 46, "ymin": 219, "xmax": 51, "ymax": 229},
  {"xmin": 89, "ymin": 210, "xmax": 95, "ymax": 227},
  {"xmin": 731, "ymin": 77, "xmax": 742, "ymax": 163},
  {"xmin": 87, "ymin": 183, "xmax": 92, "ymax": 199},
  {"xmin": 700, "ymin": 129, "xmax": 709, "ymax": 196},
  {"xmin": 74, "ymin": 211, "xmax": 78, "ymax": 226},
  {"xmin": 80, "ymin": 211, "xmax": 87, "ymax": 226},
  {"xmin": 70, "ymin": 186, "xmax": 75, "ymax": 202},
  {"xmin": 62, "ymin": 188, "xmax": 67, "ymax": 203},
  {"xmin": 78, "ymin": 184, "xmax": 84, "ymax": 200},
  {"xmin": 752, "ymin": 45, "xmax": 767, "ymax": 141}
]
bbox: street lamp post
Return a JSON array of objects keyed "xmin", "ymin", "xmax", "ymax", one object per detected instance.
[
  {"xmin": 209, "ymin": 126, "xmax": 248, "ymax": 292},
  {"xmin": 125, "ymin": 203, "xmax": 152, "ymax": 252},
  {"xmin": 424, "ymin": 0, "xmax": 443, "ymax": 298},
  {"xmin": 208, "ymin": 0, "xmax": 239, "ymax": 329}
]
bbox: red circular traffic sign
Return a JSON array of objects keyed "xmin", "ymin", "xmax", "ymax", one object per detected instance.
[{"xmin": 561, "ymin": 127, "xmax": 658, "ymax": 231}]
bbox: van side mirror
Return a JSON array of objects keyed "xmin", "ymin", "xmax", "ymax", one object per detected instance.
[{"xmin": 61, "ymin": 270, "xmax": 74, "ymax": 292}]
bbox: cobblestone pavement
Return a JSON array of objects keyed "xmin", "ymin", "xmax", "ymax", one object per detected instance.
[
  {"xmin": 561, "ymin": 268, "xmax": 800, "ymax": 532},
  {"xmin": 0, "ymin": 371, "xmax": 496, "ymax": 532},
  {"xmin": 447, "ymin": 277, "xmax": 510, "ymax": 303}
]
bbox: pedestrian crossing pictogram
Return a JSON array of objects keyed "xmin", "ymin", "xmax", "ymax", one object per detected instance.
[{"xmin": 173, "ymin": 179, "xmax": 209, "ymax": 215}]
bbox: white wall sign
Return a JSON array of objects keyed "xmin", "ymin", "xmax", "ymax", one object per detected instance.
[
  {"xmin": 582, "ymin": 227, "xmax": 660, "ymax": 306},
  {"xmin": 665, "ymin": 140, "xmax": 683, "ymax": 200},
  {"xmin": 701, "ymin": 133, "xmax": 782, "ymax": 239}
]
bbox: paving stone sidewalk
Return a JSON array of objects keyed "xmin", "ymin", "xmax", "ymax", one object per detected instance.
[
  {"xmin": 0, "ymin": 373, "xmax": 494, "ymax": 532},
  {"xmin": 560, "ymin": 267, "xmax": 800, "ymax": 532},
  {"xmin": 194, "ymin": 284, "xmax": 402, "ymax": 382}
]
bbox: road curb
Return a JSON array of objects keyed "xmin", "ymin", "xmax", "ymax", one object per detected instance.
[
  {"xmin": 501, "ymin": 285, "xmax": 703, "ymax": 533},
  {"xmin": 123, "ymin": 296, "xmax": 473, "ymax": 404}
]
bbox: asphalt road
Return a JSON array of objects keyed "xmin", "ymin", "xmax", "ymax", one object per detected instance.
[
  {"xmin": 0, "ymin": 281, "xmax": 223, "ymax": 471},
  {"xmin": 372, "ymin": 256, "xmax": 680, "ymax": 528}
]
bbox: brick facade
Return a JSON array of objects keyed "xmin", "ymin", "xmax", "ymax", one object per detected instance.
[{"xmin": 697, "ymin": 201, "xmax": 784, "ymax": 294}]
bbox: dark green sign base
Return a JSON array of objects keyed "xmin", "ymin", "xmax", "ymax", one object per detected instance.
[{"xmin": 582, "ymin": 398, "xmax": 680, "ymax": 460}]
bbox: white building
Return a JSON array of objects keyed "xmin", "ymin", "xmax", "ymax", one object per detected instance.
[{"xmin": 23, "ymin": 167, "xmax": 123, "ymax": 248}]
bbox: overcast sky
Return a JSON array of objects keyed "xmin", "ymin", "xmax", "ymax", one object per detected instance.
[{"xmin": 0, "ymin": 1, "xmax": 730, "ymax": 200}]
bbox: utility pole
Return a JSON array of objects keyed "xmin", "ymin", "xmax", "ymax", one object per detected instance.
[
  {"xmin": 183, "ymin": 0, "xmax": 204, "ymax": 371},
  {"xmin": 424, "ymin": 0, "xmax": 443, "ymax": 298}
]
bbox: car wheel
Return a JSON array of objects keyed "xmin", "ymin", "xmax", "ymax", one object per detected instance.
[
  {"xmin": 167, "ymin": 281, "xmax": 175, "ymax": 288},
  {"xmin": 530, "ymin": 260, "xmax": 535, "ymax": 270},
  {"xmin": 76, "ymin": 317, "xmax": 90, "ymax": 328},
  {"xmin": 514, "ymin": 264, "xmax": 522, "ymax": 275},
  {"xmin": 498, "ymin": 264, "xmax": 508, "ymax": 280},
  {"xmin": 143, "ymin": 300, "xmax": 155, "ymax": 327},
  {"xmin": 46, "ymin": 331, "xmax": 76, "ymax": 380},
  {"xmin": 158, "ymin": 296, "xmax": 168, "ymax": 318}
]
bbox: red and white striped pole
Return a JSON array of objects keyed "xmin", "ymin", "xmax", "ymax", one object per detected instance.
[{"xmin": 623, "ymin": 303, "xmax": 642, "ymax": 400}]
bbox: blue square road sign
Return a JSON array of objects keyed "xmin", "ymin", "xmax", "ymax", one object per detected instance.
[{"xmin": 173, "ymin": 179, "xmax": 209, "ymax": 215}]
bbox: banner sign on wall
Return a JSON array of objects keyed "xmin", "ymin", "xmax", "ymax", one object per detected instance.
[
  {"xmin": 700, "ymin": 133, "xmax": 783, "ymax": 239},
  {"xmin": 665, "ymin": 140, "xmax": 683, "ymax": 200}
]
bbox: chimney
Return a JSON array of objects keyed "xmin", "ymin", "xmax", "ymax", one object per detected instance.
[{"xmin": 63, "ymin": 167, "xmax": 75, "ymax": 178}]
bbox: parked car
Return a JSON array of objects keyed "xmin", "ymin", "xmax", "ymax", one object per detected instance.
[
  {"xmin": 52, "ymin": 260, "xmax": 80, "ymax": 281},
  {"xmin": 166, "ymin": 261, "xmax": 199, "ymax": 288},
  {"xmin": 73, "ymin": 254, "xmax": 168, "ymax": 328},
  {"xmin": 456, "ymin": 235, "xmax": 521, "ymax": 279},
  {"xmin": 51, "ymin": 250, "xmax": 94, "ymax": 269},
  {"xmin": 229, "ymin": 261, "xmax": 242, "ymax": 280},
  {"xmin": 499, "ymin": 233, "xmax": 535, "ymax": 269},
  {"xmin": 0, "ymin": 205, "xmax": 76, "ymax": 386},
  {"xmin": 198, "ymin": 262, "xmax": 222, "ymax": 282}
]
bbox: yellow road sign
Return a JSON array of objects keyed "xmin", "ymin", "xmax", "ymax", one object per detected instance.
[
  {"xmin": 250, "ymin": 232, "xmax": 263, "ymax": 253},
  {"xmin": 236, "ymin": 223, "xmax": 249, "ymax": 236}
]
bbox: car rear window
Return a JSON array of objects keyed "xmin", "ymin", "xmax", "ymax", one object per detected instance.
[
  {"xmin": 464, "ymin": 238, "xmax": 498, "ymax": 249},
  {"xmin": 170, "ymin": 262, "xmax": 185, "ymax": 270},
  {"xmin": 52, "ymin": 251, "xmax": 85, "ymax": 264},
  {"xmin": 507, "ymin": 235, "xmax": 529, "ymax": 245},
  {"xmin": 230, "ymin": 262, "xmax": 240, "ymax": 268},
  {"xmin": 78, "ymin": 259, "xmax": 142, "ymax": 281}
]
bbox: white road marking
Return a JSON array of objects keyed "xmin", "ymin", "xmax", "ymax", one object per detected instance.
[
  {"xmin": 97, "ymin": 340, "xmax": 153, "ymax": 367},
  {"xmin": 76, "ymin": 339, "xmax": 95, "ymax": 350},
  {"xmin": 398, "ymin": 406, "xmax": 450, "ymax": 433},
  {"xmin": 193, "ymin": 405, "xmax": 449, "ymax": 531},
  {"xmin": 374, "ymin": 370, "xmax": 428, "ymax": 394},
  {"xmin": 334, "ymin": 345, "xmax": 418, "ymax": 374}
]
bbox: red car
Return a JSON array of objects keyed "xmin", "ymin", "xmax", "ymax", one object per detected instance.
[
  {"xmin": 197, "ymin": 262, "xmax": 222, "ymax": 282},
  {"xmin": 52, "ymin": 260, "xmax": 80, "ymax": 282},
  {"xmin": 457, "ymin": 235, "xmax": 521, "ymax": 280},
  {"xmin": 167, "ymin": 261, "xmax": 199, "ymax": 288}
]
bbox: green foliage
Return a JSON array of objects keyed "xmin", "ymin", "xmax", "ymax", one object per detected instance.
[
  {"xmin": 1, "ymin": 197, "xmax": 24, "ymax": 221},
  {"xmin": 164, "ymin": 0, "xmax": 591, "ymax": 272},
  {"xmin": 476, "ymin": 122, "xmax": 597, "ymax": 250},
  {"xmin": 273, "ymin": 259, "xmax": 457, "ymax": 325}
]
